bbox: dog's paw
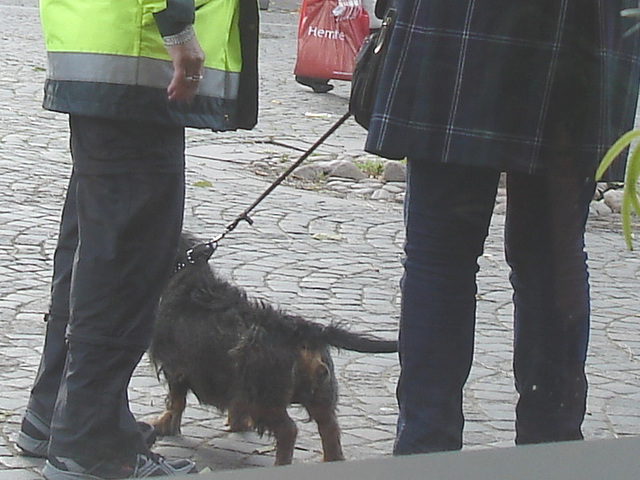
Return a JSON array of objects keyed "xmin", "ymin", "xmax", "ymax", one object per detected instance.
[
  {"xmin": 150, "ymin": 412, "xmax": 182, "ymax": 436},
  {"xmin": 224, "ymin": 411, "xmax": 253, "ymax": 432}
]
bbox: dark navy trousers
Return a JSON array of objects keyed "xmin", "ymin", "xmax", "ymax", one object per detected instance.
[
  {"xmin": 25, "ymin": 116, "xmax": 185, "ymax": 464},
  {"xmin": 394, "ymin": 159, "xmax": 594, "ymax": 455}
]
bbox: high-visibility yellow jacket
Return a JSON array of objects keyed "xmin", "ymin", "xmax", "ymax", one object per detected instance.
[{"xmin": 40, "ymin": 0, "xmax": 258, "ymax": 130}]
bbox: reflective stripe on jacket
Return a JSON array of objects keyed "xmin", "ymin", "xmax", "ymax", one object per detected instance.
[{"xmin": 40, "ymin": 0, "xmax": 258, "ymax": 130}]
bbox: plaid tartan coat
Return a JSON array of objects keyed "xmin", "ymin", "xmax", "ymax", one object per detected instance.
[{"xmin": 365, "ymin": 0, "xmax": 640, "ymax": 180}]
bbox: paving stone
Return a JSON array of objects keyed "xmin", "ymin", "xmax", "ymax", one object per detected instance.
[{"xmin": 1, "ymin": 1, "xmax": 640, "ymax": 478}]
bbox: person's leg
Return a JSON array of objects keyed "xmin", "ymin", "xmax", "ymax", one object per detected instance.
[
  {"xmin": 18, "ymin": 173, "xmax": 78, "ymax": 456},
  {"xmin": 394, "ymin": 159, "xmax": 500, "ymax": 455},
  {"xmin": 505, "ymin": 171, "xmax": 595, "ymax": 444},
  {"xmin": 46, "ymin": 116, "xmax": 186, "ymax": 469}
]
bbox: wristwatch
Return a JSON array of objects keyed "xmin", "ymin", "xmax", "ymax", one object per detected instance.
[{"xmin": 163, "ymin": 24, "xmax": 195, "ymax": 47}]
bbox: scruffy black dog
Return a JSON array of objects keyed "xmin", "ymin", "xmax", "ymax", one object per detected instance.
[{"xmin": 149, "ymin": 233, "xmax": 397, "ymax": 465}]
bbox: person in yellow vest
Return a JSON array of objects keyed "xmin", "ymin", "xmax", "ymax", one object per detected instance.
[{"xmin": 15, "ymin": 0, "xmax": 258, "ymax": 478}]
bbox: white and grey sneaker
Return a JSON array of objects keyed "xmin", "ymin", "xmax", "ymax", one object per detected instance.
[{"xmin": 43, "ymin": 452, "xmax": 197, "ymax": 479}]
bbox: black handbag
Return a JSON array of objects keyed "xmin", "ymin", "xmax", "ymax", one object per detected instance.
[{"xmin": 349, "ymin": 7, "xmax": 397, "ymax": 130}]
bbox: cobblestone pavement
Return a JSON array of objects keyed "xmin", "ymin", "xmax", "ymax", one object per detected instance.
[{"xmin": 1, "ymin": 0, "xmax": 639, "ymax": 478}]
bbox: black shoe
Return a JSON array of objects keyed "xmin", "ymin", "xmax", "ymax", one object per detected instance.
[
  {"xmin": 17, "ymin": 410, "xmax": 157, "ymax": 458},
  {"xmin": 43, "ymin": 452, "xmax": 197, "ymax": 479},
  {"xmin": 296, "ymin": 75, "xmax": 334, "ymax": 93}
]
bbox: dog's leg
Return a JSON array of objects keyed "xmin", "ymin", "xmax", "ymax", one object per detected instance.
[
  {"xmin": 306, "ymin": 404, "xmax": 345, "ymax": 462},
  {"xmin": 151, "ymin": 376, "xmax": 188, "ymax": 436},
  {"xmin": 252, "ymin": 407, "xmax": 298, "ymax": 465},
  {"xmin": 225, "ymin": 401, "xmax": 253, "ymax": 432}
]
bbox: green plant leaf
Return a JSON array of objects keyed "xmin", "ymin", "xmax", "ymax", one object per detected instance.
[
  {"xmin": 193, "ymin": 180, "xmax": 213, "ymax": 188},
  {"xmin": 597, "ymin": 129, "xmax": 640, "ymax": 250},
  {"xmin": 595, "ymin": 130, "xmax": 640, "ymax": 180}
]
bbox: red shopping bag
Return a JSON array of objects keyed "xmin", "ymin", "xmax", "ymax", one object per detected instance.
[{"xmin": 294, "ymin": 0, "xmax": 369, "ymax": 81}]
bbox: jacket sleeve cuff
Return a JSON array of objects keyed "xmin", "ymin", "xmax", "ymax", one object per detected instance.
[{"xmin": 153, "ymin": 0, "xmax": 196, "ymax": 37}]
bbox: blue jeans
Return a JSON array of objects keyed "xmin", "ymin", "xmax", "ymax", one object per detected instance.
[{"xmin": 394, "ymin": 159, "xmax": 594, "ymax": 455}]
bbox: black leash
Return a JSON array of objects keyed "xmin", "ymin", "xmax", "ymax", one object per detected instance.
[{"xmin": 185, "ymin": 111, "xmax": 352, "ymax": 267}]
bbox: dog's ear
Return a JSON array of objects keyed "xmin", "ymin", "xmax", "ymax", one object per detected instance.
[{"xmin": 297, "ymin": 345, "xmax": 330, "ymax": 382}]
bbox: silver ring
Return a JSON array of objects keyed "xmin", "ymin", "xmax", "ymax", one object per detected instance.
[{"xmin": 186, "ymin": 74, "xmax": 203, "ymax": 82}]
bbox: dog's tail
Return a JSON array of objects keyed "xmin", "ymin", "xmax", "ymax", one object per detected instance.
[{"xmin": 321, "ymin": 325, "xmax": 397, "ymax": 353}]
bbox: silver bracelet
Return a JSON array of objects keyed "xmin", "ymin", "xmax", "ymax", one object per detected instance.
[{"xmin": 163, "ymin": 25, "xmax": 195, "ymax": 47}]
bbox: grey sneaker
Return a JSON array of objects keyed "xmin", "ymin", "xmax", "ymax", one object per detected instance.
[
  {"xmin": 16, "ymin": 410, "xmax": 49, "ymax": 457},
  {"xmin": 43, "ymin": 452, "xmax": 197, "ymax": 479}
]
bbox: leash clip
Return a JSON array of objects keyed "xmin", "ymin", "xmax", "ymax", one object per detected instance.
[{"xmin": 177, "ymin": 241, "xmax": 218, "ymax": 272}]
